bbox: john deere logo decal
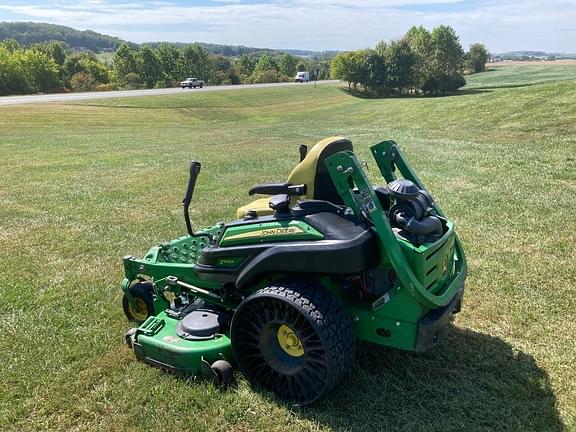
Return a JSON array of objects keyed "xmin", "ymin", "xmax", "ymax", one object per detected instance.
[
  {"xmin": 262, "ymin": 227, "xmax": 301, "ymax": 236},
  {"xmin": 224, "ymin": 226, "xmax": 305, "ymax": 241}
]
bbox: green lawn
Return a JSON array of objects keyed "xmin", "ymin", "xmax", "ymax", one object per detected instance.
[
  {"xmin": 1, "ymin": 69, "xmax": 575, "ymax": 431},
  {"xmin": 465, "ymin": 63, "xmax": 576, "ymax": 89}
]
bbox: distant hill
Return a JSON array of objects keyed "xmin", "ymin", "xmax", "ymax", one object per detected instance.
[
  {"xmin": 0, "ymin": 21, "xmax": 333, "ymax": 58},
  {"xmin": 144, "ymin": 41, "xmax": 279, "ymax": 56},
  {"xmin": 496, "ymin": 50, "xmax": 576, "ymax": 60},
  {"xmin": 0, "ymin": 22, "xmax": 134, "ymax": 51},
  {"xmin": 144, "ymin": 41, "xmax": 333, "ymax": 58}
]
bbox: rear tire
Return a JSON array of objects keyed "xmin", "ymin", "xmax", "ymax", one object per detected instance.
[
  {"xmin": 122, "ymin": 282, "xmax": 155, "ymax": 323},
  {"xmin": 230, "ymin": 279, "xmax": 355, "ymax": 405}
]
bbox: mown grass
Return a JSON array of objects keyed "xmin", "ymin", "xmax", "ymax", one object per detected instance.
[
  {"xmin": 465, "ymin": 63, "xmax": 576, "ymax": 89},
  {"xmin": 0, "ymin": 70, "xmax": 575, "ymax": 431}
]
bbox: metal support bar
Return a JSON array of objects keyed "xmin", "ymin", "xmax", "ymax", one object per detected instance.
[
  {"xmin": 167, "ymin": 276, "xmax": 222, "ymax": 300},
  {"xmin": 325, "ymin": 148, "xmax": 466, "ymax": 309},
  {"xmin": 371, "ymin": 140, "xmax": 468, "ymax": 286}
]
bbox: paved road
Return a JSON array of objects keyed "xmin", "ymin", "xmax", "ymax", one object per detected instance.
[{"xmin": 0, "ymin": 80, "xmax": 339, "ymax": 106}]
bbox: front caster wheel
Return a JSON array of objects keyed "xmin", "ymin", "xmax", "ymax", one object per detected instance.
[
  {"xmin": 122, "ymin": 282, "xmax": 154, "ymax": 323},
  {"xmin": 210, "ymin": 360, "xmax": 233, "ymax": 387},
  {"xmin": 124, "ymin": 327, "xmax": 138, "ymax": 349},
  {"xmin": 230, "ymin": 279, "xmax": 355, "ymax": 405}
]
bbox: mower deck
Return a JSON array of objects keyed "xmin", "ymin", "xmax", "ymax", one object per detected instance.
[{"xmin": 131, "ymin": 310, "xmax": 232, "ymax": 374}]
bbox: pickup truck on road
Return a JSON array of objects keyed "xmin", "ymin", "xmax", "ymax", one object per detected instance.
[{"xmin": 181, "ymin": 78, "xmax": 204, "ymax": 89}]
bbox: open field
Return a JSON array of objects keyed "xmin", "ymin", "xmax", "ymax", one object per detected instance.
[
  {"xmin": 0, "ymin": 66, "xmax": 575, "ymax": 431},
  {"xmin": 466, "ymin": 63, "xmax": 576, "ymax": 89},
  {"xmin": 491, "ymin": 60, "xmax": 576, "ymax": 66}
]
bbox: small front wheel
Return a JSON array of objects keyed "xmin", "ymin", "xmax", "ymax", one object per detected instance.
[
  {"xmin": 211, "ymin": 360, "xmax": 233, "ymax": 387},
  {"xmin": 124, "ymin": 327, "xmax": 138, "ymax": 349},
  {"xmin": 122, "ymin": 282, "xmax": 155, "ymax": 323}
]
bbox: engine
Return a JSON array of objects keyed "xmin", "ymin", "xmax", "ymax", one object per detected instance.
[{"xmin": 377, "ymin": 179, "xmax": 444, "ymax": 245}]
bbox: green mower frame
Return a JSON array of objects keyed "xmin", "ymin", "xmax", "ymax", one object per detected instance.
[{"xmin": 121, "ymin": 138, "xmax": 467, "ymax": 405}]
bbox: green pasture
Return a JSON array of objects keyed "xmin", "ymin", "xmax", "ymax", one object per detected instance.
[
  {"xmin": 0, "ymin": 67, "xmax": 574, "ymax": 431},
  {"xmin": 465, "ymin": 63, "xmax": 576, "ymax": 89}
]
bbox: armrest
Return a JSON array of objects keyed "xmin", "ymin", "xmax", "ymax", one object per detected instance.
[
  {"xmin": 290, "ymin": 199, "xmax": 344, "ymax": 217},
  {"xmin": 249, "ymin": 183, "xmax": 306, "ymax": 196},
  {"xmin": 269, "ymin": 194, "xmax": 291, "ymax": 212}
]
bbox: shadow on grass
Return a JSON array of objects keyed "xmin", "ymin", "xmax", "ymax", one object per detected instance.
[
  {"xmin": 305, "ymin": 327, "xmax": 565, "ymax": 432},
  {"xmin": 339, "ymin": 87, "xmax": 491, "ymax": 99}
]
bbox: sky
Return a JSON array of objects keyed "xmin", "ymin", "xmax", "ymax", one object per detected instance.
[{"xmin": 0, "ymin": 0, "xmax": 574, "ymax": 53}]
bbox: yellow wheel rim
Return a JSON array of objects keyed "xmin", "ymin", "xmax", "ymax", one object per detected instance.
[
  {"xmin": 277, "ymin": 324, "xmax": 304, "ymax": 357},
  {"xmin": 128, "ymin": 298, "xmax": 148, "ymax": 322}
]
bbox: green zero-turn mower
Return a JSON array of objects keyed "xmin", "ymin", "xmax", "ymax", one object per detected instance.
[{"xmin": 121, "ymin": 136, "xmax": 467, "ymax": 405}]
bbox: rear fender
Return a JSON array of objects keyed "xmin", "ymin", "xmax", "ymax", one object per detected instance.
[{"xmin": 235, "ymin": 233, "xmax": 378, "ymax": 290}]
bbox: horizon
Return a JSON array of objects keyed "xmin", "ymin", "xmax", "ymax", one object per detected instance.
[
  {"xmin": 0, "ymin": 1, "xmax": 574, "ymax": 53},
  {"xmin": 3, "ymin": 21, "xmax": 575, "ymax": 56}
]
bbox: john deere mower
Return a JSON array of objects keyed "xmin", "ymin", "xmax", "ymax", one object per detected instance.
[{"xmin": 121, "ymin": 137, "xmax": 467, "ymax": 405}]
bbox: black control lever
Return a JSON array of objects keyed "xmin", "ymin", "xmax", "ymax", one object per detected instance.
[{"xmin": 183, "ymin": 161, "xmax": 201, "ymax": 236}]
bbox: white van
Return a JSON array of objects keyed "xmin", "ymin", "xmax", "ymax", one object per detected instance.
[{"xmin": 295, "ymin": 71, "xmax": 310, "ymax": 83}]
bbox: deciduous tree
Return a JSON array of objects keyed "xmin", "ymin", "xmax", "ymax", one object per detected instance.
[
  {"xmin": 113, "ymin": 43, "xmax": 140, "ymax": 84},
  {"xmin": 403, "ymin": 26, "xmax": 432, "ymax": 93},
  {"xmin": 427, "ymin": 25, "xmax": 465, "ymax": 94},
  {"xmin": 466, "ymin": 43, "xmax": 489, "ymax": 73},
  {"xmin": 279, "ymin": 54, "xmax": 297, "ymax": 78},
  {"xmin": 384, "ymin": 40, "xmax": 415, "ymax": 94},
  {"xmin": 139, "ymin": 46, "xmax": 161, "ymax": 88}
]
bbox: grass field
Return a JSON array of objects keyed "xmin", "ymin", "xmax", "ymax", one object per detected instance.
[
  {"xmin": 465, "ymin": 63, "xmax": 576, "ymax": 89},
  {"xmin": 1, "ymin": 66, "xmax": 575, "ymax": 431}
]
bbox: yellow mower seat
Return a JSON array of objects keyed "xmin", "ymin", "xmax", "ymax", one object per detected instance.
[
  {"xmin": 236, "ymin": 197, "xmax": 273, "ymax": 219},
  {"xmin": 236, "ymin": 136, "xmax": 353, "ymax": 219}
]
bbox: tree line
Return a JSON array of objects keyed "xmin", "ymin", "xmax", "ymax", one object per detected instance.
[
  {"xmin": 330, "ymin": 25, "xmax": 489, "ymax": 96},
  {"xmin": 0, "ymin": 26, "xmax": 488, "ymax": 96},
  {"xmin": 0, "ymin": 38, "xmax": 332, "ymax": 96},
  {"xmin": 111, "ymin": 43, "xmax": 330, "ymax": 89}
]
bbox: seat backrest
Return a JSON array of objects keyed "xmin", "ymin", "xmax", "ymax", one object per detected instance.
[{"xmin": 287, "ymin": 136, "xmax": 353, "ymax": 204}]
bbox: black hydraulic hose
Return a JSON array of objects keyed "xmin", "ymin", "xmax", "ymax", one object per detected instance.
[
  {"xmin": 183, "ymin": 161, "xmax": 202, "ymax": 236},
  {"xmin": 395, "ymin": 212, "xmax": 443, "ymax": 236}
]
